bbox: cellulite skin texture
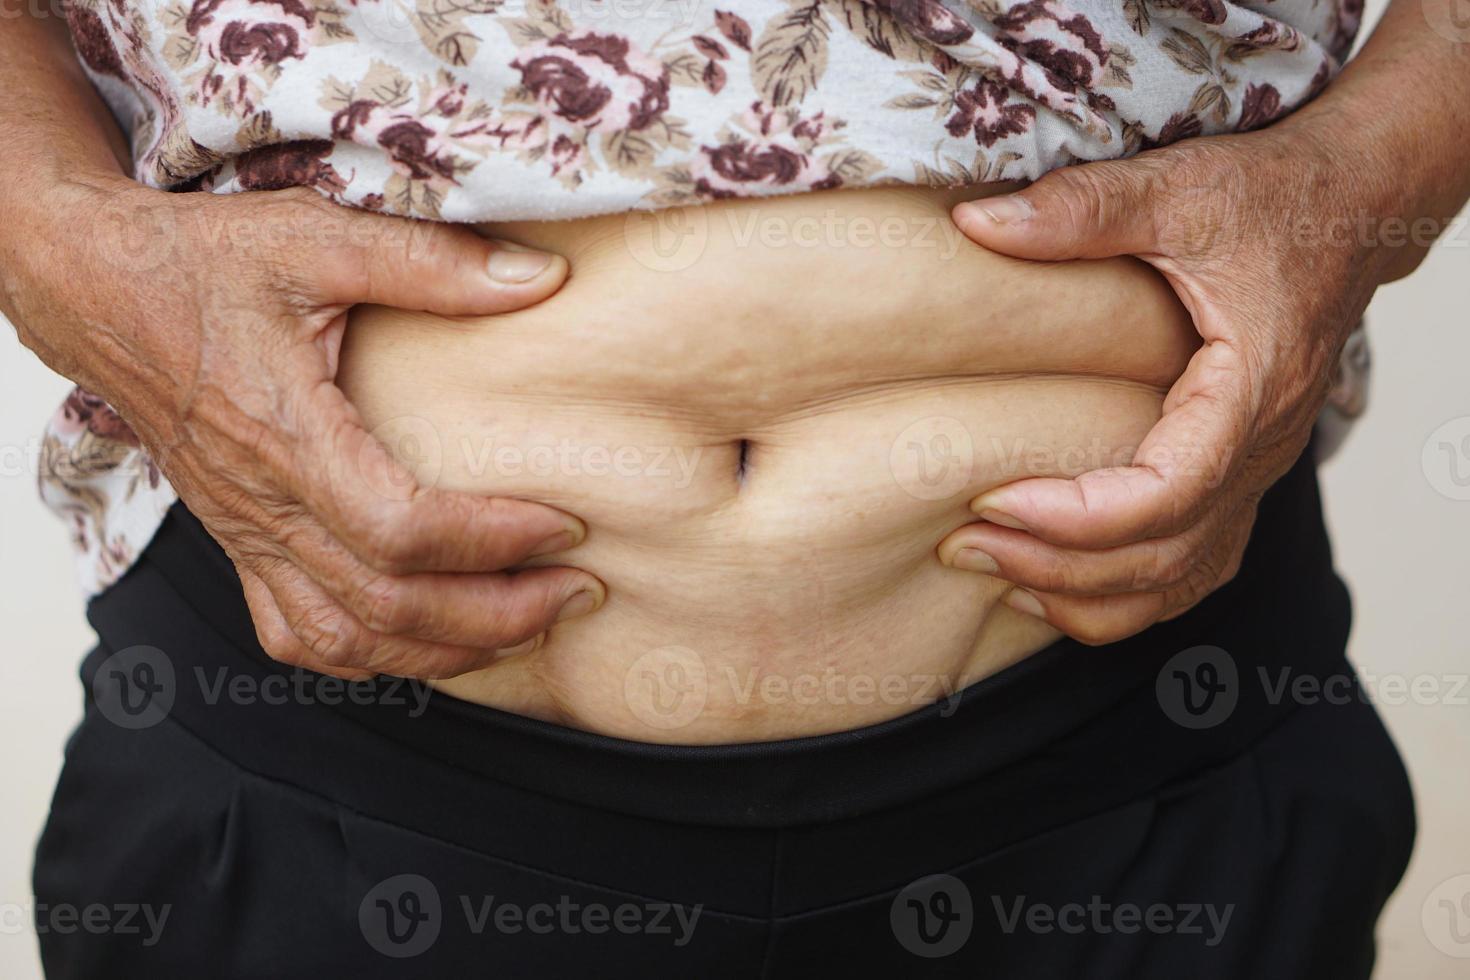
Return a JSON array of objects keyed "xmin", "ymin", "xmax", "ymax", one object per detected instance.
[{"xmin": 338, "ymin": 185, "xmax": 1200, "ymax": 743}]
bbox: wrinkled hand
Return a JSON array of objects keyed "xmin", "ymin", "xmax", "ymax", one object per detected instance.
[
  {"xmin": 6, "ymin": 178, "xmax": 604, "ymax": 678},
  {"xmin": 937, "ymin": 122, "xmax": 1392, "ymax": 644}
]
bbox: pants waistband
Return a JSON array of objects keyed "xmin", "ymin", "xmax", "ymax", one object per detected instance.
[{"xmin": 86, "ymin": 447, "xmax": 1349, "ymax": 833}]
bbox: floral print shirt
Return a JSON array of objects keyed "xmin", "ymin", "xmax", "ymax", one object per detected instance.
[{"xmin": 45, "ymin": 0, "xmax": 1365, "ymax": 594}]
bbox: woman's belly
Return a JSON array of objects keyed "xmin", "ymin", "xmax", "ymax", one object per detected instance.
[{"xmin": 337, "ymin": 185, "xmax": 1198, "ymax": 743}]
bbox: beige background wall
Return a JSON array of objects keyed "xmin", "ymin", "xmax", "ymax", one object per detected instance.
[{"xmin": 2, "ymin": 3, "xmax": 1467, "ymax": 975}]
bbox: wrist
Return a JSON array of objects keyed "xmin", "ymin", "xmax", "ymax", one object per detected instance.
[
  {"xmin": 1275, "ymin": 1, "xmax": 1470, "ymax": 283},
  {"xmin": 0, "ymin": 172, "xmax": 155, "ymax": 380},
  {"xmin": 1273, "ymin": 103, "xmax": 1451, "ymax": 286}
]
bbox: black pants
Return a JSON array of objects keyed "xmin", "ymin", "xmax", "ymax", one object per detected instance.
[{"xmin": 34, "ymin": 451, "xmax": 1414, "ymax": 979}]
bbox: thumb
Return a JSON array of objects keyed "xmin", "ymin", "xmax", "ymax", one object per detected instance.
[
  {"xmin": 285, "ymin": 194, "xmax": 569, "ymax": 316},
  {"xmin": 952, "ymin": 156, "xmax": 1168, "ymax": 262}
]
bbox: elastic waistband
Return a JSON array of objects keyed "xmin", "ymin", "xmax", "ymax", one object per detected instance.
[{"xmin": 87, "ymin": 448, "xmax": 1349, "ymax": 833}]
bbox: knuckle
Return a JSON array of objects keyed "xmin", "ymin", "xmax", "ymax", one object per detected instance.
[
  {"xmin": 1159, "ymin": 145, "xmax": 1243, "ymax": 253},
  {"xmin": 1216, "ymin": 542, "xmax": 1247, "ymax": 589},
  {"xmin": 1150, "ymin": 486, "xmax": 1205, "ymax": 539},
  {"xmin": 1032, "ymin": 560, "xmax": 1079, "ymax": 595},
  {"xmin": 255, "ymin": 621, "xmax": 302, "ymax": 666},
  {"xmin": 293, "ymin": 603, "xmax": 359, "ymax": 666},
  {"xmin": 1052, "ymin": 167, "xmax": 1115, "ymax": 234},
  {"xmin": 1189, "ymin": 545, "xmax": 1236, "ymax": 599},
  {"xmin": 252, "ymin": 607, "xmax": 288, "ymax": 647},
  {"xmin": 1141, "ymin": 539, "xmax": 1198, "ymax": 589},
  {"xmin": 253, "ymin": 615, "xmax": 312, "ymax": 668},
  {"xmin": 1163, "ymin": 139, "xmax": 1216, "ymax": 185},
  {"xmin": 241, "ymin": 575, "xmax": 298, "ymax": 664},
  {"xmin": 356, "ymin": 516, "xmax": 422, "ymax": 574},
  {"xmin": 349, "ymin": 573, "xmax": 418, "ymax": 635},
  {"xmin": 261, "ymin": 639, "xmax": 306, "ymax": 668},
  {"xmin": 1053, "ymin": 159, "xmax": 1158, "ymax": 238}
]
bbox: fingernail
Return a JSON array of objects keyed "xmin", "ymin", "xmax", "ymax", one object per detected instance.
[
  {"xmin": 530, "ymin": 528, "xmax": 580, "ymax": 558},
  {"xmin": 975, "ymin": 195, "xmax": 1033, "ymax": 225},
  {"xmin": 951, "ymin": 548, "xmax": 1000, "ymax": 574},
  {"xmin": 1004, "ymin": 588, "xmax": 1046, "ymax": 618},
  {"xmin": 556, "ymin": 589, "xmax": 600, "ymax": 623},
  {"xmin": 487, "ymin": 248, "xmax": 554, "ymax": 283},
  {"xmin": 977, "ymin": 508, "xmax": 1029, "ymax": 532}
]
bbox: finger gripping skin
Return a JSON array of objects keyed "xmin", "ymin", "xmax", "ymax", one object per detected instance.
[
  {"xmin": 1047, "ymin": 165, "xmax": 1123, "ymax": 243},
  {"xmin": 350, "ymin": 572, "xmax": 418, "ymax": 637},
  {"xmin": 355, "ymin": 511, "xmax": 434, "ymax": 577},
  {"xmin": 1028, "ymin": 561, "xmax": 1077, "ymax": 596},
  {"xmin": 251, "ymin": 603, "xmax": 303, "ymax": 667},
  {"xmin": 1102, "ymin": 595, "xmax": 1171, "ymax": 646},
  {"xmin": 28, "ymin": 178, "xmax": 599, "ymax": 678},
  {"xmin": 239, "ymin": 569, "xmax": 311, "ymax": 668},
  {"xmin": 1138, "ymin": 537, "xmax": 1199, "ymax": 592},
  {"xmin": 476, "ymin": 584, "xmax": 553, "ymax": 651},
  {"xmin": 1068, "ymin": 615, "xmax": 1139, "ymax": 648},
  {"xmin": 941, "ymin": 120, "xmax": 1393, "ymax": 645},
  {"xmin": 295, "ymin": 602, "xmax": 363, "ymax": 669}
]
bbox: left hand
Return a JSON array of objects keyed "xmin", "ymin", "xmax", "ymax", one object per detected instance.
[{"xmin": 935, "ymin": 120, "xmax": 1394, "ymax": 645}]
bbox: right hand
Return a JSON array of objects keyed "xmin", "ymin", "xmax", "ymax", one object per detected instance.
[{"xmin": 4, "ymin": 177, "xmax": 604, "ymax": 679}]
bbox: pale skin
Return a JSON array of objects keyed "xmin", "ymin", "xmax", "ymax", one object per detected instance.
[{"xmin": 3, "ymin": 0, "xmax": 1469, "ymax": 677}]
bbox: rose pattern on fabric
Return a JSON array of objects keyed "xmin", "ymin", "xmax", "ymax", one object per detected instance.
[
  {"xmin": 46, "ymin": 0, "xmax": 1365, "ymax": 596},
  {"xmin": 513, "ymin": 32, "xmax": 671, "ymax": 132},
  {"xmin": 946, "ymin": 73, "xmax": 1038, "ymax": 147},
  {"xmin": 503, "ymin": 21, "xmax": 679, "ymax": 187},
  {"xmin": 162, "ymin": 0, "xmax": 351, "ymax": 117},
  {"xmin": 1235, "ymin": 82, "xmax": 1284, "ymax": 131},
  {"xmin": 690, "ymin": 102, "xmax": 850, "ymax": 198},
  {"xmin": 39, "ymin": 389, "xmax": 172, "ymax": 596},
  {"xmin": 318, "ymin": 65, "xmax": 540, "ymax": 215}
]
